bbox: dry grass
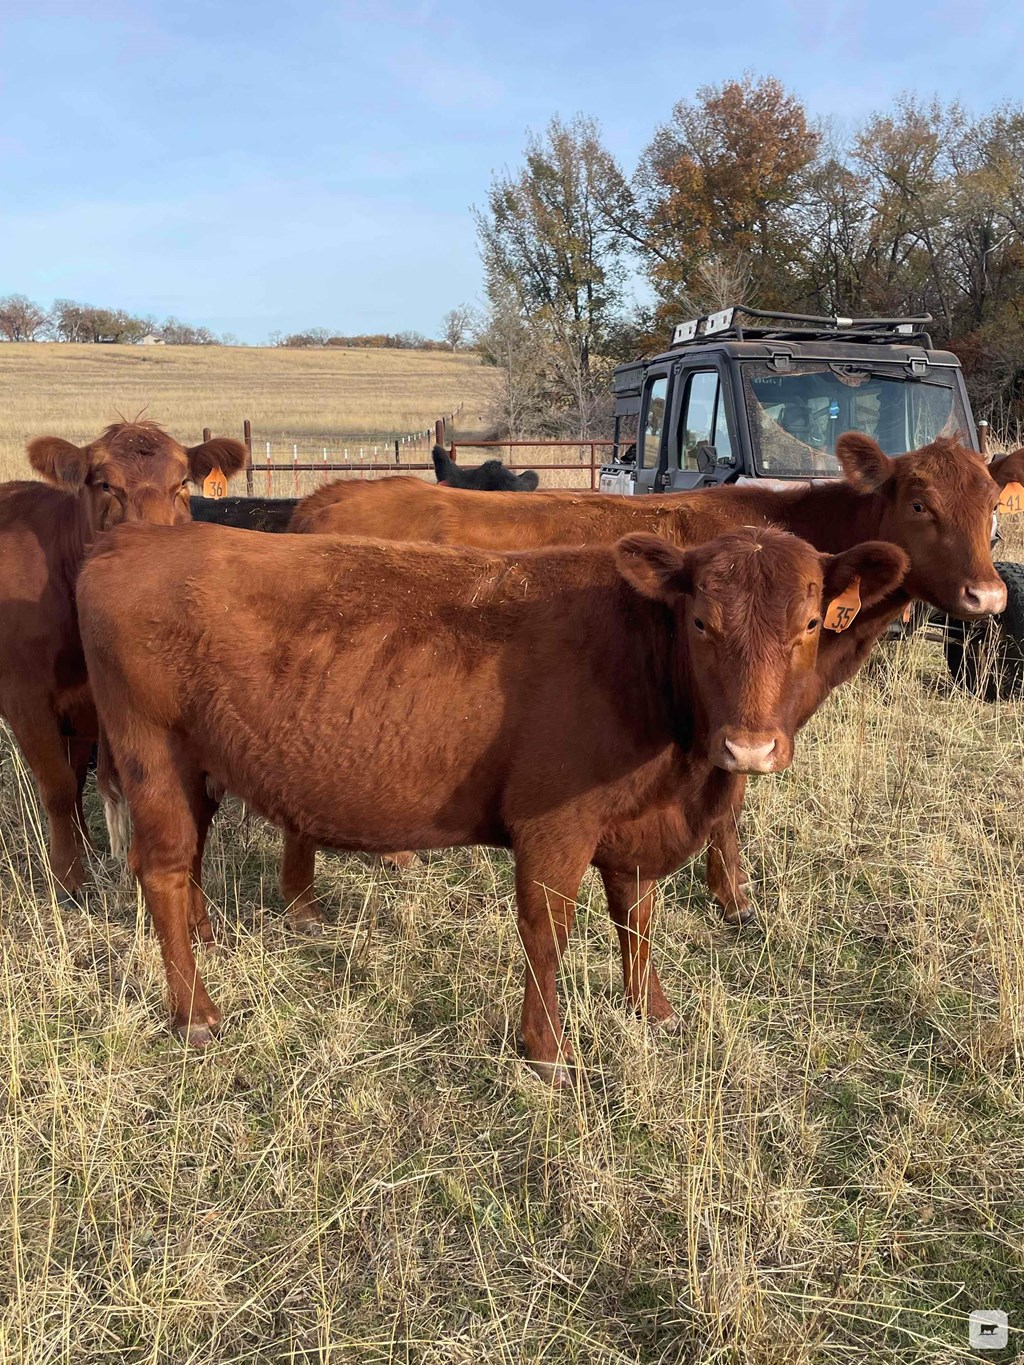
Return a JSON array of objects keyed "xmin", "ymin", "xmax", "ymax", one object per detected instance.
[
  {"xmin": 3, "ymin": 531, "xmax": 1024, "ymax": 1363},
  {"xmin": 0, "ymin": 343, "xmax": 501, "ymax": 482}
]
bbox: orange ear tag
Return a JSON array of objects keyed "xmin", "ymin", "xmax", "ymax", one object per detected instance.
[
  {"xmin": 824, "ymin": 576, "xmax": 861, "ymax": 633},
  {"xmin": 202, "ymin": 466, "xmax": 227, "ymax": 500},
  {"xmin": 997, "ymin": 481, "xmax": 1024, "ymax": 515}
]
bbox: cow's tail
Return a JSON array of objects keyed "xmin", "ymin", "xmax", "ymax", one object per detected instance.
[
  {"xmin": 518, "ymin": 470, "xmax": 540, "ymax": 491},
  {"xmin": 96, "ymin": 729, "xmax": 131, "ymax": 861}
]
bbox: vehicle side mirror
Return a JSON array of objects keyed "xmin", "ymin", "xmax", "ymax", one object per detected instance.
[{"xmin": 694, "ymin": 442, "xmax": 717, "ymax": 475}]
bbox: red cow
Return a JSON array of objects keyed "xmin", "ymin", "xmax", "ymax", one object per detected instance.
[
  {"xmin": 79, "ymin": 521, "xmax": 908, "ymax": 1082},
  {"xmin": 0, "ymin": 421, "xmax": 247, "ymax": 899},
  {"xmin": 286, "ymin": 432, "xmax": 1012, "ymax": 925}
]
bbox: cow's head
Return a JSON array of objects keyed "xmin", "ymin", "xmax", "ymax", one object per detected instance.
[
  {"xmin": 615, "ymin": 528, "xmax": 909, "ymax": 774},
  {"xmin": 837, "ymin": 432, "xmax": 1007, "ymax": 619},
  {"xmin": 28, "ymin": 421, "xmax": 248, "ymax": 532}
]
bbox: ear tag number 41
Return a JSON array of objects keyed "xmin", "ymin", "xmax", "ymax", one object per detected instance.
[
  {"xmin": 997, "ymin": 481, "xmax": 1024, "ymax": 515},
  {"xmin": 203, "ymin": 466, "xmax": 227, "ymax": 500},
  {"xmin": 824, "ymin": 576, "xmax": 861, "ymax": 633}
]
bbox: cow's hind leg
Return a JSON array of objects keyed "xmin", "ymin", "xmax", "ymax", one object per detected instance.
[
  {"xmin": 120, "ymin": 727, "xmax": 218, "ymax": 1043},
  {"xmin": 280, "ymin": 832, "xmax": 324, "ymax": 932},
  {"xmin": 512, "ymin": 837, "xmax": 592, "ymax": 1087},
  {"xmin": 600, "ymin": 869, "xmax": 676, "ymax": 1027},
  {"xmin": 188, "ymin": 779, "xmax": 221, "ymax": 949},
  {"xmin": 5, "ymin": 700, "xmax": 90, "ymax": 901}
]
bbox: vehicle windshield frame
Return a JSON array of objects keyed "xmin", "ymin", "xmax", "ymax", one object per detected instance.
[{"xmin": 740, "ymin": 359, "xmax": 971, "ymax": 479}]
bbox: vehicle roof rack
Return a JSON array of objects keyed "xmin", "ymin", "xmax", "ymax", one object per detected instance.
[{"xmin": 670, "ymin": 305, "xmax": 934, "ymax": 350}]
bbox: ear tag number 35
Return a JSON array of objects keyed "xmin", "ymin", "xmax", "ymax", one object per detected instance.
[
  {"xmin": 997, "ymin": 481, "xmax": 1024, "ymax": 515},
  {"xmin": 824, "ymin": 576, "xmax": 861, "ymax": 633},
  {"xmin": 203, "ymin": 466, "xmax": 227, "ymax": 500}
]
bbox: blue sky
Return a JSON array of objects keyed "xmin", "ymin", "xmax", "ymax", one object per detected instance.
[{"xmin": 2, "ymin": 0, "xmax": 1022, "ymax": 343}]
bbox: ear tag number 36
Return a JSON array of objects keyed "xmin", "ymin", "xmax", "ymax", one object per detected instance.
[
  {"xmin": 203, "ymin": 466, "xmax": 227, "ymax": 500},
  {"xmin": 997, "ymin": 481, "xmax": 1024, "ymax": 515},
  {"xmin": 824, "ymin": 576, "xmax": 861, "ymax": 633}
]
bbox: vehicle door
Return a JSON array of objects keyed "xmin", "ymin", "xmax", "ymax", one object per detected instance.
[
  {"xmin": 633, "ymin": 365, "xmax": 672, "ymax": 495},
  {"xmin": 659, "ymin": 365, "xmax": 737, "ymax": 491}
]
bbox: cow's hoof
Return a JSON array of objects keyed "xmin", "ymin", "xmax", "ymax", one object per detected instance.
[
  {"xmin": 174, "ymin": 1019, "xmax": 219, "ymax": 1048},
  {"xmin": 528, "ymin": 1059, "xmax": 578, "ymax": 1090},
  {"xmin": 285, "ymin": 907, "xmax": 325, "ymax": 935},
  {"xmin": 644, "ymin": 1004, "xmax": 685, "ymax": 1031},
  {"xmin": 722, "ymin": 903, "xmax": 756, "ymax": 928},
  {"xmin": 55, "ymin": 885, "xmax": 85, "ymax": 909}
]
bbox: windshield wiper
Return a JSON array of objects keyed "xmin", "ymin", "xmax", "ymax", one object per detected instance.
[{"xmin": 827, "ymin": 361, "xmax": 953, "ymax": 389}]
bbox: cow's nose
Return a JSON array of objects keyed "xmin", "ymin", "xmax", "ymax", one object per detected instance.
[
  {"xmin": 957, "ymin": 579, "xmax": 1007, "ymax": 618},
  {"xmin": 723, "ymin": 736, "xmax": 777, "ymax": 773}
]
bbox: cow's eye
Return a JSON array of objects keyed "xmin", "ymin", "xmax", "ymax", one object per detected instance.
[
  {"xmin": 911, "ymin": 500, "xmax": 925, "ymax": 514},
  {"xmin": 100, "ymin": 482, "xmax": 111, "ymax": 493},
  {"xmin": 693, "ymin": 617, "xmax": 706, "ymax": 633},
  {"xmin": 807, "ymin": 618, "xmax": 820, "ymax": 632},
  {"xmin": 181, "ymin": 479, "xmax": 190, "ymax": 489}
]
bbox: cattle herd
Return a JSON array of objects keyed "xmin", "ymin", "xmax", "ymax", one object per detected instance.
[{"xmin": 1, "ymin": 421, "xmax": 1023, "ymax": 1085}]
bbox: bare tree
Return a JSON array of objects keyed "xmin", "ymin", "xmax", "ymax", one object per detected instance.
[
  {"xmin": 441, "ymin": 305, "xmax": 477, "ymax": 350},
  {"xmin": 676, "ymin": 252, "xmax": 755, "ymax": 316},
  {"xmin": 475, "ymin": 286, "xmax": 549, "ymax": 439},
  {"xmin": 0, "ymin": 294, "xmax": 48, "ymax": 341}
]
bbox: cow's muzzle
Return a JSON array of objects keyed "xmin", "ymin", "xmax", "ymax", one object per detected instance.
[
  {"xmin": 713, "ymin": 729, "xmax": 792, "ymax": 775},
  {"xmin": 954, "ymin": 578, "xmax": 1007, "ymax": 619}
]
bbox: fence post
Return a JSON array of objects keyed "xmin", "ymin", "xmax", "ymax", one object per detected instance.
[
  {"xmin": 978, "ymin": 419, "xmax": 989, "ymax": 456},
  {"xmin": 202, "ymin": 426, "xmax": 212, "ymax": 443},
  {"xmin": 243, "ymin": 419, "xmax": 253, "ymax": 496},
  {"xmin": 265, "ymin": 441, "xmax": 271, "ymax": 497},
  {"xmin": 435, "ymin": 417, "xmax": 445, "ymax": 448},
  {"xmin": 395, "ymin": 439, "xmax": 400, "ymax": 464}
]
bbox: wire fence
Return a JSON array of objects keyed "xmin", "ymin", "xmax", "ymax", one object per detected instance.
[{"xmin": 253, "ymin": 433, "xmax": 439, "ymax": 498}]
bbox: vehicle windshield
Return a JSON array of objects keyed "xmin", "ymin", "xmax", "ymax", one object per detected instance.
[{"xmin": 741, "ymin": 362, "xmax": 971, "ymax": 476}]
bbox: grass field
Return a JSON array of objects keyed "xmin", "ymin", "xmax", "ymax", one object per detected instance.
[
  {"xmin": 2, "ymin": 349, "xmax": 1024, "ymax": 1361},
  {"xmin": 0, "ymin": 343, "xmax": 501, "ymax": 482},
  {"xmin": 3, "ymin": 620, "xmax": 1024, "ymax": 1363}
]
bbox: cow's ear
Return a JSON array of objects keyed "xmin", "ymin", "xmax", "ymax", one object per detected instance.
[
  {"xmin": 27, "ymin": 436, "xmax": 92, "ymax": 490},
  {"xmin": 836, "ymin": 432, "xmax": 896, "ymax": 493},
  {"xmin": 614, "ymin": 533, "xmax": 693, "ymax": 603},
  {"xmin": 822, "ymin": 540, "xmax": 909, "ymax": 611},
  {"xmin": 185, "ymin": 437, "xmax": 248, "ymax": 484},
  {"xmin": 988, "ymin": 447, "xmax": 1024, "ymax": 489}
]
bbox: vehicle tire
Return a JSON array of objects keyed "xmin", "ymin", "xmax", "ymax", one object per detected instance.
[{"xmin": 944, "ymin": 561, "xmax": 1024, "ymax": 700}]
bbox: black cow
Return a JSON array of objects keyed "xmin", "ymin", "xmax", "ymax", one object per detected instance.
[
  {"xmin": 189, "ymin": 495, "xmax": 299, "ymax": 533},
  {"xmin": 432, "ymin": 445, "xmax": 538, "ymax": 491}
]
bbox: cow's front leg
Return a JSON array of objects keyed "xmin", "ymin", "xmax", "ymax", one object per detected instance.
[
  {"xmin": 600, "ymin": 869, "xmax": 676, "ymax": 1026},
  {"xmin": 512, "ymin": 839, "xmax": 591, "ymax": 1087},
  {"xmin": 705, "ymin": 778, "xmax": 754, "ymax": 926}
]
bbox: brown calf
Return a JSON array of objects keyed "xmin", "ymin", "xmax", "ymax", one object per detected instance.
[
  {"xmin": 288, "ymin": 432, "xmax": 1011, "ymax": 924},
  {"xmin": 0, "ymin": 422, "xmax": 247, "ymax": 898},
  {"xmin": 79, "ymin": 521, "xmax": 908, "ymax": 1082}
]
